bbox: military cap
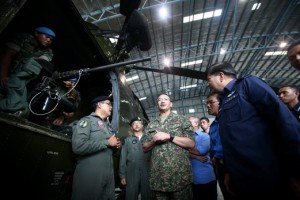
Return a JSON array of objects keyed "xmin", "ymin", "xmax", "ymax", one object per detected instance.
[
  {"xmin": 35, "ymin": 27, "xmax": 56, "ymax": 38},
  {"xmin": 91, "ymin": 96, "xmax": 112, "ymax": 106},
  {"xmin": 129, "ymin": 117, "xmax": 143, "ymax": 126}
]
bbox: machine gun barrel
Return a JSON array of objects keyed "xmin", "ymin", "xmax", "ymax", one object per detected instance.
[
  {"xmin": 87, "ymin": 57, "xmax": 151, "ymax": 73},
  {"xmin": 53, "ymin": 57, "xmax": 151, "ymax": 80}
]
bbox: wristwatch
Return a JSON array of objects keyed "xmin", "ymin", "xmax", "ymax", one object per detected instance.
[{"xmin": 169, "ymin": 135, "xmax": 175, "ymax": 142}]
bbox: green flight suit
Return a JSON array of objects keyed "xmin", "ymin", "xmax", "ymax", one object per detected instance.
[
  {"xmin": 119, "ymin": 134, "xmax": 152, "ymax": 200},
  {"xmin": 72, "ymin": 113, "xmax": 116, "ymax": 200}
]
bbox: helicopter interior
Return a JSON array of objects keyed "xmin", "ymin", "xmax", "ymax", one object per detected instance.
[{"xmin": 0, "ymin": 0, "xmax": 155, "ymax": 125}]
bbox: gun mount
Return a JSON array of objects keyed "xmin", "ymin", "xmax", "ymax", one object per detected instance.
[{"xmin": 29, "ymin": 57, "xmax": 151, "ymax": 115}]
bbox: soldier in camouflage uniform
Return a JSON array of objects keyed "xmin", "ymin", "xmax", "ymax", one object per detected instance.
[
  {"xmin": 0, "ymin": 27, "xmax": 55, "ymax": 117},
  {"xmin": 119, "ymin": 117, "xmax": 152, "ymax": 200},
  {"xmin": 141, "ymin": 94, "xmax": 195, "ymax": 200}
]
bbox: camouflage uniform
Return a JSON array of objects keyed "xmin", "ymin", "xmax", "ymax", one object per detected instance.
[
  {"xmin": 119, "ymin": 134, "xmax": 152, "ymax": 200},
  {"xmin": 141, "ymin": 112, "xmax": 194, "ymax": 199},
  {"xmin": 0, "ymin": 32, "xmax": 53, "ymax": 117}
]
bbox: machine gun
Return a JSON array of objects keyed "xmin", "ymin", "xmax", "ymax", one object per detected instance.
[{"xmin": 28, "ymin": 57, "xmax": 151, "ymax": 115}]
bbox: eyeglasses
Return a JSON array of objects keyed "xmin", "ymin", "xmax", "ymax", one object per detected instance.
[
  {"xmin": 101, "ymin": 101, "xmax": 112, "ymax": 106},
  {"xmin": 206, "ymin": 101, "xmax": 219, "ymax": 105}
]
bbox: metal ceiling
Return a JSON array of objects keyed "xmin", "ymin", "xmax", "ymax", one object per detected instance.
[{"xmin": 72, "ymin": 0, "xmax": 300, "ymax": 120}]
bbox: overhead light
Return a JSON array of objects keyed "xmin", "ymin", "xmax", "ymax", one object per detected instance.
[
  {"xmin": 126, "ymin": 75, "xmax": 139, "ymax": 82},
  {"xmin": 181, "ymin": 59, "xmax": 203, "ymax": 67},
  {"xmin": 264, "ymin": 51, "xmax": 287, "ymax": 56},
  {"xmin": 251, "ymin": 3, "xmax": 261, "ymax": 10},
  {"xmin": 172, "ymin": 110, "xmax": 177, "ymax": 114},
  {"xmin": 189, "ymin": 108, "xmax": 195, "ymax": 113},
  {"xmin": 139, "ymin": 97, "xmax": 147, "ymax": 101},
  {"xmin": 220, "ymin": 48, "xmax": 226, "ymax": 54},
  {"xmin": 183, "ymin": 9, "xmax": 222, "ymax": 23},
  {"xmin": 279, "ymin": 42, "xmax": 287, "ymax": 48},
  {"xmin": 159, "ymin": 7, "xmax": 168, "ymax": 19},
  {"xmin": 180, "ymin": 84, "xmax": 197, "ymax": 90},
  {"xmin": 164, "ymin": 58, "xmax": 170, "ymax": 66}
]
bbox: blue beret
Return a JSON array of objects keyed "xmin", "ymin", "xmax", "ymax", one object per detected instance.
[
  {"xmin": 68, "ymin": 77, "xmax": 78, "ymax": 82},
  {"xmin": 35, "ymin": 27, "xmax": 56, "ymax": 38},
  {"xmin": 130, "ymin": 117, "xmax": 143, "ymax": 126},
  {"xmin": 91, "ymin": 96, "xmax": 112, "ymax": 105}
]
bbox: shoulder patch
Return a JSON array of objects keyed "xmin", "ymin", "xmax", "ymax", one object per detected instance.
[
  {"xmin": 132, "ymin": 139, "xmax": 138, "ymax": 144},
  {"xmin": 79, "ymin": 120, "xmax": 88, "ymax": 128}
]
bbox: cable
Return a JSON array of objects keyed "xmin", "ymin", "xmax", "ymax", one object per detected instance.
[{"xmin": 28, "ymin": 69, "xmax": 83, "ymax": 116}]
